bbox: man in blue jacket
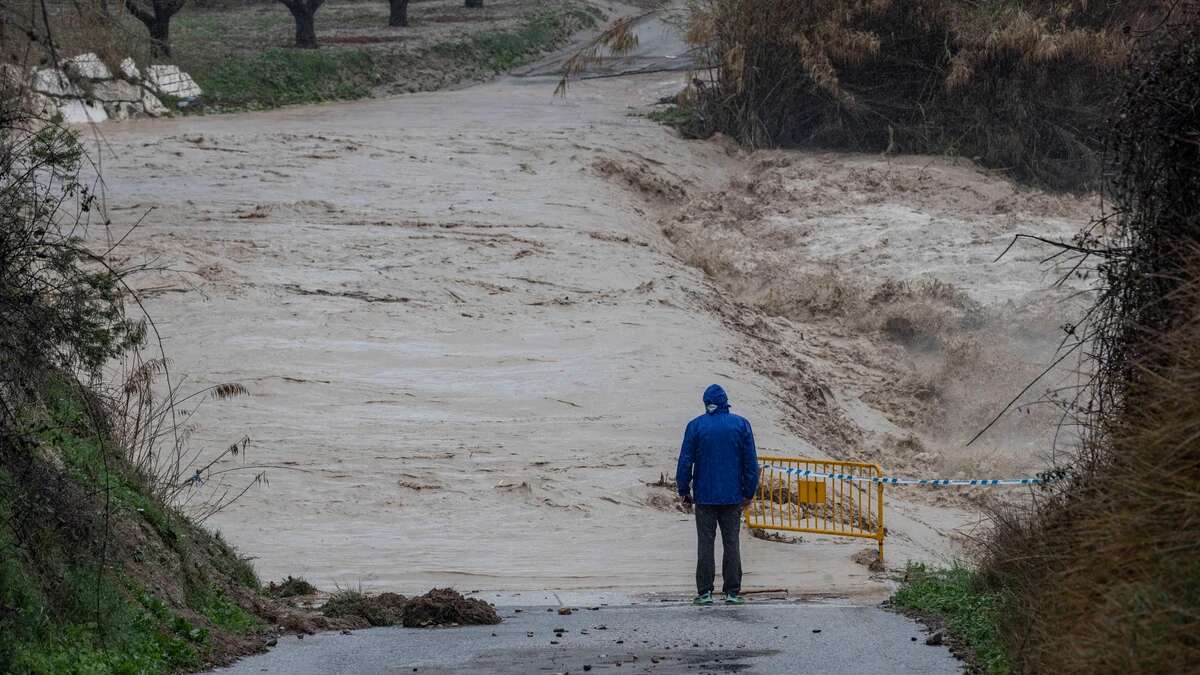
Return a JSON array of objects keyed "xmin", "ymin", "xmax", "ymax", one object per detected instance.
[{"xmin": 676, "ymin": 384, "xmax": 759, "ymax": 606}]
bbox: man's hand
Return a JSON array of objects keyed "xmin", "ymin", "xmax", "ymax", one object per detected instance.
[
  {"xmin": 680, "ymin": 494, "xmax": 693, "ymax": 506},
  {"xmin": 740, "ymin": 497, "xmax": 754, "ymax": 511}
]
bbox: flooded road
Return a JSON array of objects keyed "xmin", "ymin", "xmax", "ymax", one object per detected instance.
[{"xmin": 88, "ymin": 0, "xmax": 1089, "ymax": 595}]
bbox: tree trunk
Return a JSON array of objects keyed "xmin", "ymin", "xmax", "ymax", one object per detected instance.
[
  {"xmin": 149, "ymin": 17, "xmax": 171, "ymax": 57},
  {"xmin": 388, "ymin": 0, "xmax": 409, "ymax": 27},
  {"xmin": 289, "ymin": 5, "xmax": 318, "ymax": 48},
  {"xmin": 465, "ymin": 0, "xmax": 482, "ymax": 7}
]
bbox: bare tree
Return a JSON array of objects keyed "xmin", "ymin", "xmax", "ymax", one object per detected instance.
[
  {"xmin": 124, "ymin": 0, "xmax": 187, "ymax": 57},
  {"xmin": 389, "ymin": 0, "xmax": 409, "ymax": 27},
  {"xmin": 277, "ymin": 0, "xmax": 325, "ymax": 49}
]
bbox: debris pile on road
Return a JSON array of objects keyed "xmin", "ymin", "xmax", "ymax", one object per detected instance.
[
  {"xmin": 322, "ymin": 591, "xmax": 409, "ymax": 626},
  {"xmin": 403, "ymin": 588, "xmax": 501, "ymax": 627},
  {"xmin": 321, "ymin": 588, "xmax": 500, "ymax": 628}
]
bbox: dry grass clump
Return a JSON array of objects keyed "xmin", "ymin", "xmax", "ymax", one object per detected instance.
[
  {"xmin": 403, "ymin": 588, "xmax": 501, "ymax": 628},
  {"xmin": 986, "ymin": 283, "xmax": 1200, "ymax": 672},
  {"xmin": 982, "ymin": 8, "xmax": 1200, "ymax": 671},
  {"xmin": 266, "ymin": 575, "xmax": 318, "ymax": 598},
  {"xmin": 675, "ymin": 0, "xmax": 1159, "ymax": 190},
  {"xmin": 322, "ymin": 590, "xmax": 410, "ymax": 626}
]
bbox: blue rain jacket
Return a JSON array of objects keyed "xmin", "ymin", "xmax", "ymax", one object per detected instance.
[{"xmin": 676, "ymin": 384, "xmax": 759, "ymax": 506}]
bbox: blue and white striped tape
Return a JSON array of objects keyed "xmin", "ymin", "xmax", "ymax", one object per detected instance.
[{"xmin": 760, "ymin": 464, "xmax": 1048, "ymax": 486}]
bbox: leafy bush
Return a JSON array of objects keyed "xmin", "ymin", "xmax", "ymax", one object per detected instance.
[
  {"xmin": 892, "ymin": 563, "xmax": 1010, "ymax": 674},
  {"xmin": 0, "ymin": 104, "xmax": 142, "ymax": 404}
]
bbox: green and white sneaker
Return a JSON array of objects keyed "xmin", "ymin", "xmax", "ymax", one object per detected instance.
[
  {"xmin": 724, "ymin": 593, "xmax": 746, "ymax": 605},
  {"xmin": 693, "ymin": 592, "xmax": 714, "ymax": 606}
]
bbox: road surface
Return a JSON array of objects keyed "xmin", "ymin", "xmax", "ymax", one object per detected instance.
[{"xmin": 211, "ymin": 600, "xmax": 960, "ymax": 674}]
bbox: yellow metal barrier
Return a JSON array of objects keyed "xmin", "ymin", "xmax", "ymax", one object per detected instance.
[{"xmin": 745, "ymin": 455, "xmax": 885, "ymax": 565}]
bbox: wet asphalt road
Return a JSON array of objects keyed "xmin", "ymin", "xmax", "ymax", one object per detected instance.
[{"xmin": 211, "ymin": 601, "xmax": 961, "ymax": 674}]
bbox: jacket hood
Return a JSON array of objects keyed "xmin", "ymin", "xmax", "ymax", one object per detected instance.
[{"xmin": 703, "ymin": 384, "xmax": 730, "ymax": 413}]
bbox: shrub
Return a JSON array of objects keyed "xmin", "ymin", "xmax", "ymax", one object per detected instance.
[
  {"xmin": 670, "ymin": 0, "xmax": 1157, "ymax": 190},
  {"xmin": 892, "ymin": 563, "xmax": 1010, "ymax": 674},
  {"xmin": 982, "ymin": 6, "xmax": 1200, "ymax": 672},
  {"xmin": 266, "ymin": 575, "xmax": 318, "ymax": 598},
  {"xmin": 1, "ymin": 25, "xmax": 265, "ymax": 671}
]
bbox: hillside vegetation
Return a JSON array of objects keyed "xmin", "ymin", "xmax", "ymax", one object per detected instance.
[
  {"xmin": 0, "ymin": 75, "xmax": 270, "ymax": 672},
  {"xmin": 892, "ymin": 6, "xmax": 1198, "ymax": 673},
  {"xmin": 980, "ymin": 7, "xmax": 1200, "ymax": 671}
]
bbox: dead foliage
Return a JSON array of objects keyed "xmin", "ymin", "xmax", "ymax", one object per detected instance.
[
  {"xmin": 322, "ymin": 590, "xmax": 409, "ymax": 626},
  {"xmin": 403, "ymin": 588, "xmax": 501, "ymax": 628},
  {"xmin": 981, "ymin": 6, "xmax": 1200, "ymax": 672},
  {"xmin": 266, "ymin": 575, "xmax": 318, "ymax": 598},
  {"xmin": 642, "ymin": 1, "xmax": 1160, "ymax": 190},
  {"xmin": 1, "ymin": 1, "xmax": 151, "ymax": 70},
  {"xmin": 749, "ymin": 528, "xmax": 801, "ymax": 544}
]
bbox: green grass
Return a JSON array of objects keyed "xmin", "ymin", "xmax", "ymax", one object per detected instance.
[
  {"xmin": 891, "ymin": 563, "xmax": 1011, "ymax": 674},
  {"xmin": 0, "ymin": 511, "xmax": 207, "ymax": 674},
  {"xmin": 182, "ymin": 48, "xmax": 384, "ymax": 110},
  {"xmin": 188, "ymin": 585, "xmax": 261, "ymax": 634},
  {"xmin": 0, "ymin": 385, "xmax": 257, "ymax": 673},
  {"xmin": 432, "ymin": 7, "xmax": 601, "ymax": 72},
  {"xmin": 647, "ymin": 104, "xmax": 699, "ymax": 128},
  {"xmin": 38, "ymin": 382, "xmax": 180, "ymax": 546},
  {"xmin": 210, "ymin": 531, "xmax": 261, "ymax": 591},
  {"xmin": 164, "ymin": 1, "xmax": 600, "ymax": 112}
]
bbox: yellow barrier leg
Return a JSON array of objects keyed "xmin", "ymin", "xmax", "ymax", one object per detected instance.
[{"xmin": 876, "ymin": 481, "xmax": 885, "ymax": 567}]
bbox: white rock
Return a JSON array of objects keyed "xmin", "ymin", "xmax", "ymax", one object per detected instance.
[
  {"xmin": 140, "ymin": 88, "xmax": 169, "ymax": 117},
  {"xmin": 32, "ymin": 68, "xmax": 80, "ymax": 97},
  {"xmin": 120, "ymin": 58, "xmax": 142, "ymax": 81},
  {"xmin": 59, "ymin": 99, "xmax": 109, "ymax": 124},
  {"xmin": 92, "ymin": 80, "xmax": 142, "ymax": 102},
  {"xmin": 145, "ymin": 65, "xmax": 202, "ymax": 99},
  {"xmin": 65, "ymin": 53, "xmax": 112, "ymax": 80}
]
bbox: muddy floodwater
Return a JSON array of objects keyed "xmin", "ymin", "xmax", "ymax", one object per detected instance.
[{"xmin": 91, "ymin": 2, "xmax": 1091, "ymax": 596}]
